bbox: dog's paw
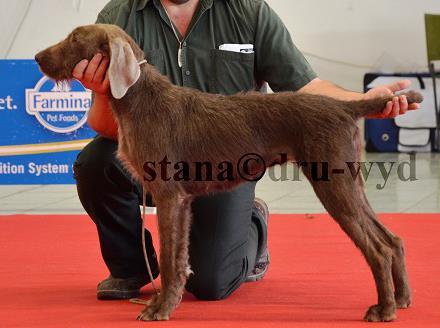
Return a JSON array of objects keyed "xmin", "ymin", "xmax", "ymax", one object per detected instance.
[
  {"xmin": 364, "ymin": 304, "xmax": 397, "ymax": 322},
  {"xmin": 136, "ymin": 295, "xmax": 171, "ymax": 321},
  {"xmin": 137, "ymin": 306, "xmax": 170, "ymax": 321},
  {"xmin": 395, "ymin": 294, "xmax": 412, "ymax": 309}
]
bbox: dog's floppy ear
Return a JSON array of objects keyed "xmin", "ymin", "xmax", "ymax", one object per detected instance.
[{"xmin": 108, "ymin": 37, "xmax": 141, "ymax": 99}]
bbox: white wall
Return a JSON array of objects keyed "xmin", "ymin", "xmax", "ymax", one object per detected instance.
[
  {"xmin": 268, "ymin": 0, "xmax": 440, "ymax": 91},
  {"xmin": 1, "ymin": 0, "xmax": 440, "ymax": 91},
  {"xmin": 0, "ymin": 0, "xmax": 108, "ymax": 59}
]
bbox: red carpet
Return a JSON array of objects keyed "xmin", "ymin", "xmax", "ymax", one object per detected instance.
[{"xmin": 1, "ymin": 213, "xmax": 440, "ymax": 328}]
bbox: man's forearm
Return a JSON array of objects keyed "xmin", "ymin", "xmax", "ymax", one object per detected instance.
[
  {"xmin": 87, "ymin": 93, "xmax": 118, "ymax": 140},
  {"xmin": 298, "ymin": 77, "xmax": 419, "ymax": 119},
  {"xmin": 299, "ymin": 78, "xmax": 365, "ymax": 101}
]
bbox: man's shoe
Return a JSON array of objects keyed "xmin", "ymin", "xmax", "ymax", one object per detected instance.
[
  {"xmin": 97, "ymin": 273, "xmax": 157, "ymax": 300},
  {"xmin": 246, "ymin": 197, "xmax": 270, "ymax": 282}
]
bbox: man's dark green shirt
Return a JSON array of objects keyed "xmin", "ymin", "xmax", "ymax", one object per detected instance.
[{"xmin": 97, "ymin": 0, "xmax": 317, "ymax": 95}]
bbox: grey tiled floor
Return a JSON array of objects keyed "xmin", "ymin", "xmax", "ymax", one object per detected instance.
[{"xmin": 0, "ymin": 153, "xmax": 439, "ymax": 215}]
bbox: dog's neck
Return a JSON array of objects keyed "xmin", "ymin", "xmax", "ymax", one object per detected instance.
[
  {"xmin": 137, "ymin": 62, "xmax": 175, "ymax": 99},
  {"xmin": 108, "ymin": 60, "xmax": 175, "ymax": 120}
]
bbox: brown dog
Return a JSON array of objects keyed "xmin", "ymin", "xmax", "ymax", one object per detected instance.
[{"xmin": 35, "ymin": 24, "xmax": 423, "ymax": 322}]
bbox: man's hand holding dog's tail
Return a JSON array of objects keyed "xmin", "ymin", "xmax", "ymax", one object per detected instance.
[
  {"xmin": 300, "ymin": 78, "xmax": 421, "ymax": 119},
  {"xmin": 365, "ymin": 79, "xmax": 421, "ymax": 119}
]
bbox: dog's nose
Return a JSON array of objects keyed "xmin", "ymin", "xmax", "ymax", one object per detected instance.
[{"xmin": 34, "ymin": 53, "xmax": 42, "ymax": 64}]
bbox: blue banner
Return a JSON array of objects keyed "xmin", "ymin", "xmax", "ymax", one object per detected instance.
[{"xmin": 0, "ymin": 60, "xmax": 96, "ymax": 184}]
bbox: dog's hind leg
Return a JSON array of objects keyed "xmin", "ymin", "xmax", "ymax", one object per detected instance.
[
  {"xmin": 137, "ymin": 192, "xmax": 192, "ymax": 321},
  {"xmin": 352, "ymin": 128, "xmax": 411, "ymax": 309},
  {"xmin": 357, "ymin": 187, "xmax": 411, "ymax": 309},
  {"xmin": 301, "ymin": 162, "xmax": 397, "ymax": 322}
]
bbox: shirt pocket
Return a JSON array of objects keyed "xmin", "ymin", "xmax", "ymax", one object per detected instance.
[
  {"xmin": 209, "ymin": 49, "xmax": 255, "ymax": 95},
  {"xmin": 144, "ymin": 49, "xmax": 165, "ymax": 74}
]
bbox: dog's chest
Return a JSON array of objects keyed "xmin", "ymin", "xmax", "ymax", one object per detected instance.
[{"xmin": 115, "ymin": 124, "xmax": 145, "ymax": 183}]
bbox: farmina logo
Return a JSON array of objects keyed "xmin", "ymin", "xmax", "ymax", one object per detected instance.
[{"xmin": 25, "ymin": 77, "xmax": 92, "ymax": 133}]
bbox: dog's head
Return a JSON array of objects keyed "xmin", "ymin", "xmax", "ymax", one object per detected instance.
[{"xmin": 35, "ymin": 24, "xmax": 146, "ymax": 99}]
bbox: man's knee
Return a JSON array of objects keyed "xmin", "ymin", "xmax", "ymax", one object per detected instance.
[
  {"xmin": 186, "ymin": 272, "xmax": 228, "ymax": 300},
  {"xmin": 186, "ymin": 260, "xmax": 245, "ymax": 301}
]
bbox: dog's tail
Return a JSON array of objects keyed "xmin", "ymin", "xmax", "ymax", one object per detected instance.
[{"xmin": 343, "ymin": 90, "xmax": 423, "ymax": 120}]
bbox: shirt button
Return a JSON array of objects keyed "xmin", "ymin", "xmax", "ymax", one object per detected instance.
[
  {"xmin": 185, "ymin": 70, "xmax": 191, "ymax": 76},
  {"xmin": 183, "ymin": 41, "xmax": 187, "ymax": 47}
]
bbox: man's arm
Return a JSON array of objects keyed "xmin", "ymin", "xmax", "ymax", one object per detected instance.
[
  {"xmin": 87, "ymin": 93, "xmax": 118, "ymax": 139},
  {"xmin": 298, "ymin": 78, "xmax": 364, "ymax": 100},
  {"xmin": 299, "ymin": 78, "xmax": 421, "ymax": 119}
]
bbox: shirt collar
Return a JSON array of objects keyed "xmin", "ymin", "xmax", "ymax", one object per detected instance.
[{"xmin": 136, "ymin": 0, "xmax": 214, "ymax": 11}]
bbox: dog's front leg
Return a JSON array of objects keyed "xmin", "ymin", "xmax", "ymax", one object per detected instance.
[{"xmin": 137, "ymin": 194, "xmax": 192, "ymax": 321}]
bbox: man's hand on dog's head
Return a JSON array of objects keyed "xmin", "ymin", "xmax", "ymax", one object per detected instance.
[{"xmin": 73, "ymin": 53, "xmax": 110, "ymax": 95}]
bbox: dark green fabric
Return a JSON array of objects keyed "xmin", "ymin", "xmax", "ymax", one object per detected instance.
[
  {"xmin": 97, "ymin": 0, "xmax": 317, "ymax": 95},
  {"xmin": 425, "ymin": 14, "xmax": 440, "ymax": 62}
]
